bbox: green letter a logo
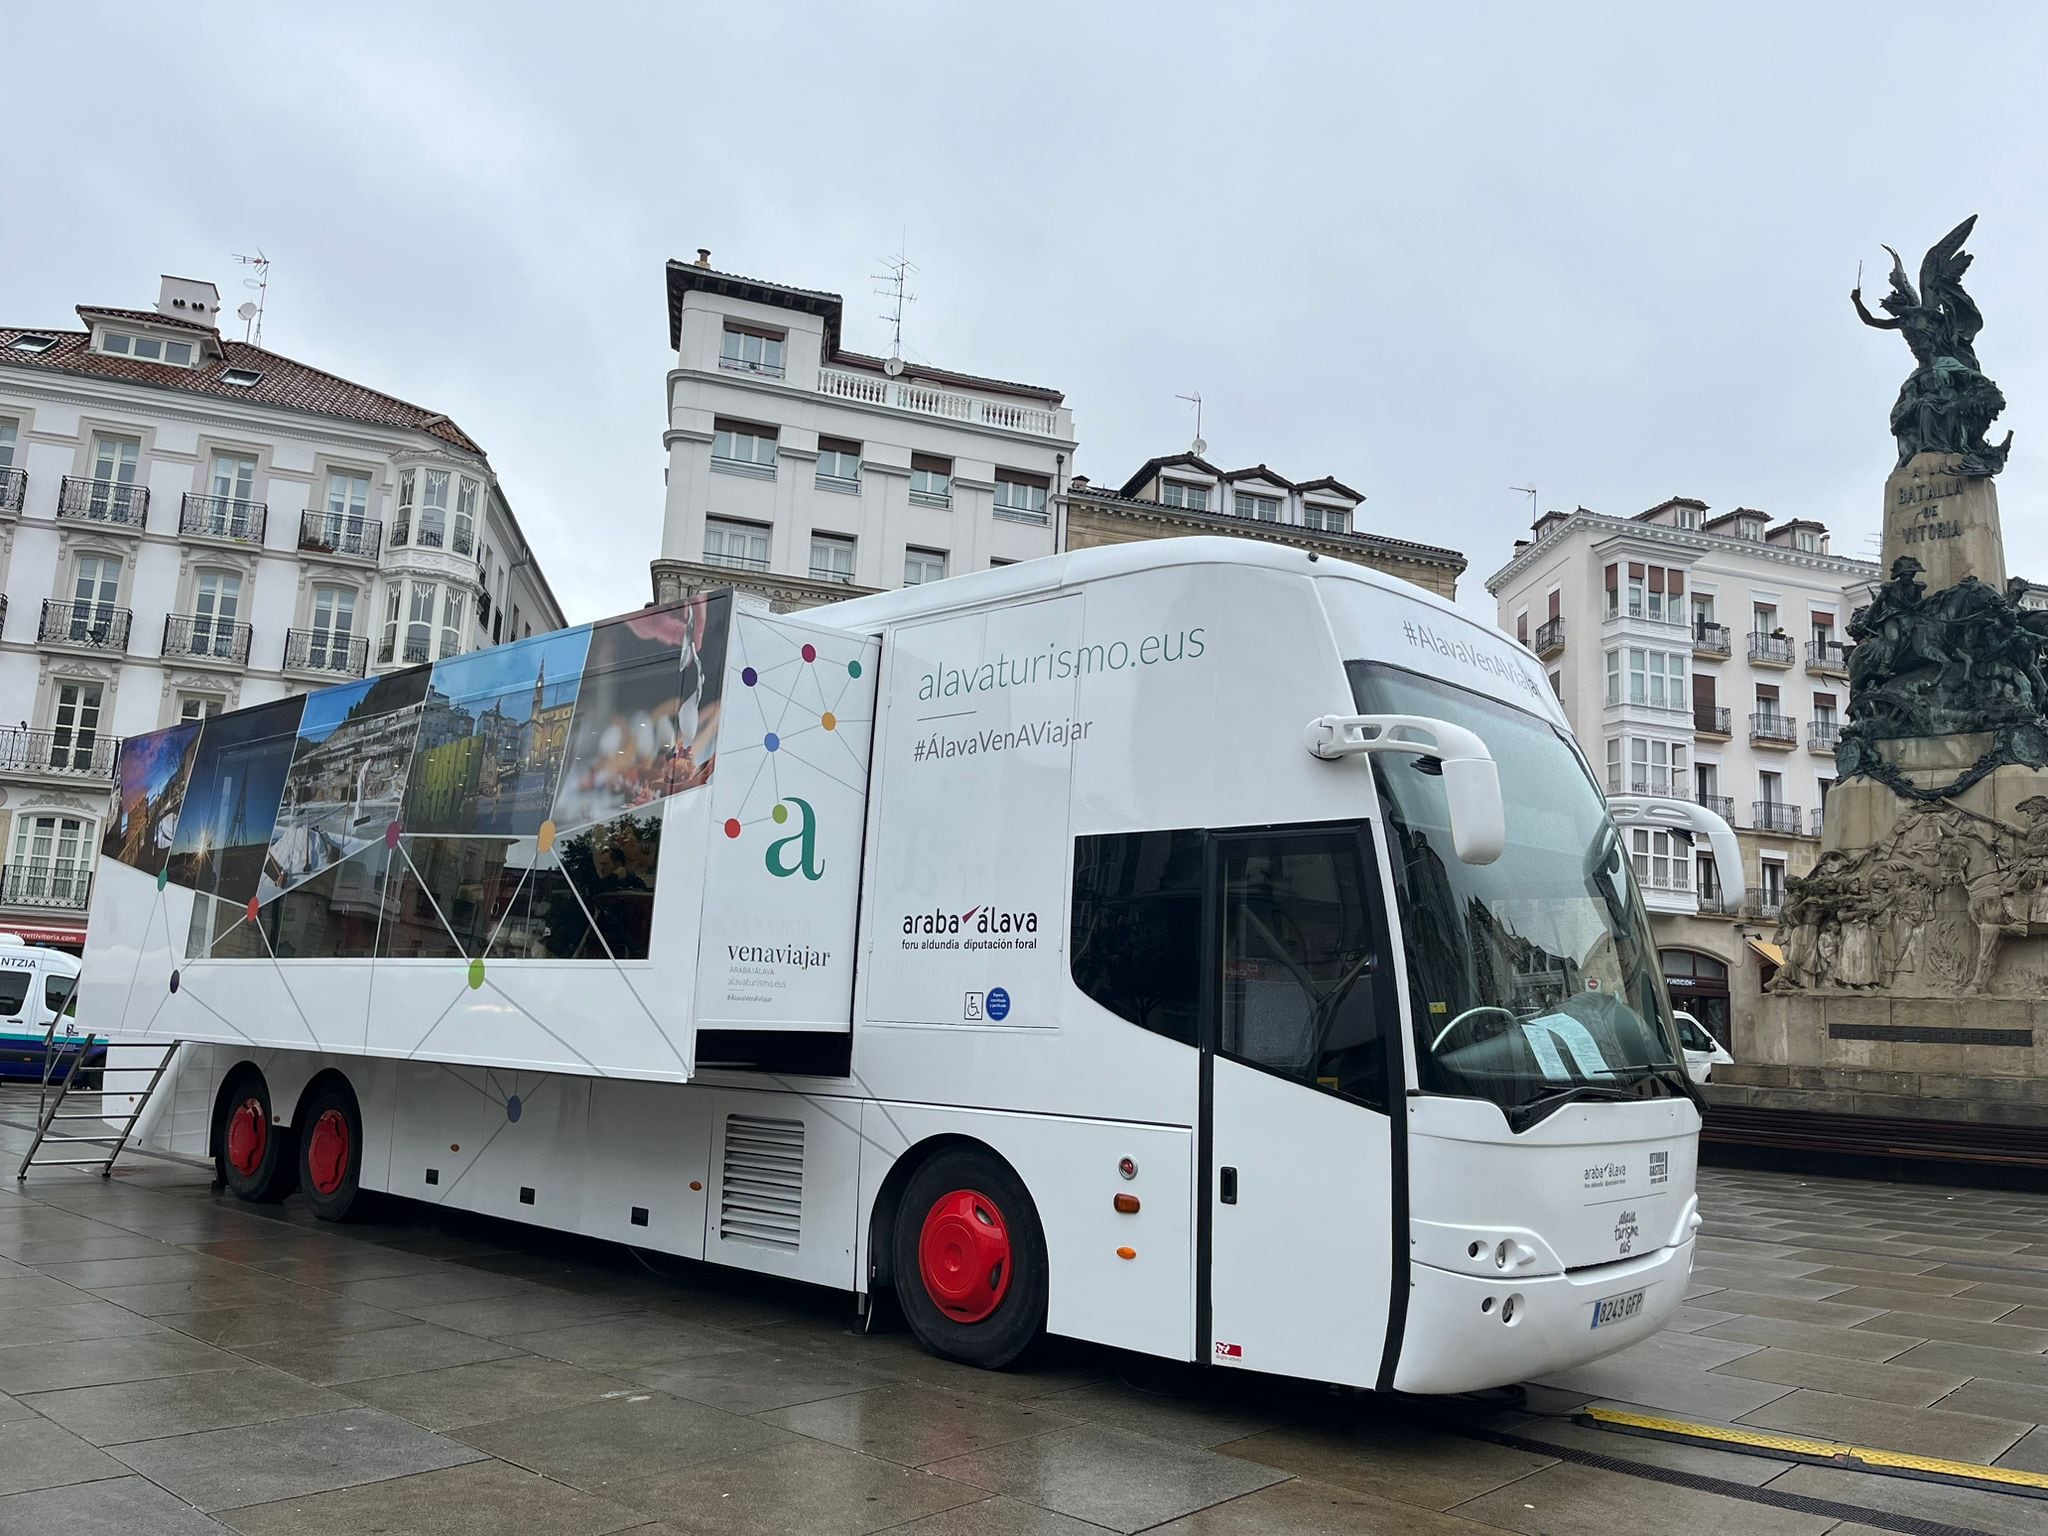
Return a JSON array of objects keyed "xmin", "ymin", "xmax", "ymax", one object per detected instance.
[{"xmin": 765, "ymin": 797, "xmax": 825, "ymax": 881}]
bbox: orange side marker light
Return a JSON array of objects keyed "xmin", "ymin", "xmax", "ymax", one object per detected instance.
[
  {"xmin": 1113, "ymin": 1193, "xmax": 1140, "ymax": 1214},
  {"xmin": 1116, "ymin": 1246, "xmax": 1136, "ymax": 1260}
]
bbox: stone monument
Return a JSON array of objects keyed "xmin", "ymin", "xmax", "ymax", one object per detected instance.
[{"xmin": 1708, "ymin": 217, "xmax": 2048, "ymax": 1134}]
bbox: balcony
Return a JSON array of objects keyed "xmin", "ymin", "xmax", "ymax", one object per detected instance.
[
  {"xmin": 1533, "ymin": 616, "xmax": 1564, "ymax": 658},
  {"xmin": 808, "ymin": 566, "xmax": 857, "ymax": 586},
  {"xmin": 1811, "ymin": 806, "xmax": 1829, "ymax": 837},
  {"xmin": 1628, "ymin": 776, "xmax": 1685, "ymax": 798},
  {"xmin": 718, "ymin": 352, "xmax": 785, "ymax": 380},
  {"xmin": 1752, "ymin": 801, "xmax": 1804, "ymax": 835},
  {"xmin": 1692, "ymin": 620, "xmax": 1731, "ymax": 657},
  {"xmin": 284, "ymin": 628, "xmax": 368, "ymax": 679},
  {"xmin": 0, "ymin": 864, "xmax": 92, "ymax": 912},
  {"xmin": 162, "ymin": 615, "xmax": 252, "ymax": 666},
  {"xmin": 818, "ymin": 367, "xmax": 1062, "ymax": 438},
  {"xmin": 711, "ymin": 455, "xmax": 776, "ymax": 483},
  {"xmin": 1809, "ymin": 719, "xmax": 1842, "ymax": 752},
  {"xmin": 179, "ymin": 492, "xmax": 266, "ymax": 545},
  {"xmin": 0, "ymin": 466, "xmax": 23, "ymax": 515},
  {"xmin": 38, "ymin": 599, "xmax": 131, "ymax": 653},
  {"xmin": 1635, "ymin": 865, "xmax": 1694, "ymax": 895},
  {"xmin": 1807, "ymin": 638, "xmax": 1852, "ymax": 675},
  {"xmin": 702, "ymin": 549, "xmax": 770, "ymax": 573},
  {"xmin": 298, "ymin": 510, "xmax": 381, "ymax": 561},
  {"xmin": 377, "ymin": 634, "xmax": 435, "ymax": 667},
  {"xmin": 1696, "ymin": 885, "xmax": 1734, "ymax": 916},
  {"xmin": 908, "ymin": 486, "xmax": 953, "ymax": 509},
  {"xmin": 57, "ymin": 476, "xmax": 148, "ymax": 530},
  {"xmin": 1694, "ymin": 705, "xmax": 1731, "ymax": 737},
  {"xmin": 1746, "ymin": 895, "xmax": 1786, "ymax": 922},
  {"xmin": 1695, "ymin": 793, "xmax": 1735, "ymax": 821},
  {"xmin": 0, "ymin": 725, "xmax": 119, "ymax": 781},
  {"xmin": 1748, "ymin": 632, "xmax": 1795, "ymax": 666},
  {"xmin": 815, "ymin": 471, "xmax": 859, "ymax": 496},
  {"xmin": 1750, "ymin": 711, "xmax": 1798, "ymax": 747}
]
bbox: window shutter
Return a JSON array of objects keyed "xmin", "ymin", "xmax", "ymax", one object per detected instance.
[
  {"xmin": 1813, "ymin": 692, "xmax": 1835, "ymax": 711},
  {"xmin": 1605, "ymin": 563, "xmax": 1618, "ymax": 592},
  {"xmin": 1547, "ymin": 590, "xmax": 1560, "ymax": 619},
  {"xmin": 1668, "ymin": 569, "xmax": 1685, "ymax": 597},
  {"xmin": 1516, "ymin": 614, "xmax": 1529, "ymax": 643},
  {"xmin": 1692, "ymin": 673, "xmax": 1715, "ymax": 709},
  {"xmin": 1648, "ymin": 566, "xmax": 1664, "ymax": 594}
]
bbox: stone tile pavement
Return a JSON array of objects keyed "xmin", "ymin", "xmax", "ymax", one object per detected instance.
[{"xmin": 0, "ymin": 1097, "xmax": 2043, "ymax": 1533}]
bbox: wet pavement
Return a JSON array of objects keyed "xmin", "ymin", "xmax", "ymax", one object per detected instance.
[{"xmin": 0, "ymin": 1096, "xmax": 2044, "ymax": 1534}]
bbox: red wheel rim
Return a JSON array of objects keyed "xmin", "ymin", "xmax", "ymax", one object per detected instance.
[
  {"xmin": 306, "ymin": 1108, "xmax": 351, "ymax": 1197},
  {"xmin": 225, "ymin": 1096, "xmax": 267, "ymax": 1178},
  {"xmin": 917, "ymin": 1188, "xmax": 1012, "ymax": 1323}
]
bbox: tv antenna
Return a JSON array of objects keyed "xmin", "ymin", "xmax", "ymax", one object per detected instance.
[
  {"xmin": 1510, "ymin": 484, "xmax": 1538, "ymax": 520},
  {"xmin": 871, "ymin": 246, "xmax": 917, "ymax": 377},
  {"xmin": 232, "ymin": 250, "xmax": 270, "ymax": 346},
  {"xmin": 1176, "ymin": 392, "xmax": 1206, "ymax": 456}
]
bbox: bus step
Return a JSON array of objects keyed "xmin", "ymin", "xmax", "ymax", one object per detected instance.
[{"xmin": 37, "ymin": 1135, "xmax": 123, "ymax": 1144}]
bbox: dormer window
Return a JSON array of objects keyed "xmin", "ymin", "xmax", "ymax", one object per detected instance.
[
  {"xmin": 98, "ymin": 329, "xmax": 196, "ymax": 368},
  {"xmin": 1161, "ymin": 480, "xmax": 1209, "ymax": 511},
  {"xmin": 1674, "ymin": 506, "xmax": 1700, "ymax": 530},
  {"xmin": 9, "ymin": 334, "xmax": 57, "ymax": 354},
  {"xmin": 1234, "ymin": 491, "xmax": 1280, "ymax": 522},
  {"xmin": 1739, "ymin": 519, "xmax": 1764, "ymax": 541},
  {"xmin": 1303, "ymin": 503, "xmax": 1349, "ymax": 534},
  {"xmin": 720, "ymin": 324, "xmax": 785, "ymax": 378},
  {"xmin": 1794, "ymin": 529, "xmax": 1819, "ymax": 553}
]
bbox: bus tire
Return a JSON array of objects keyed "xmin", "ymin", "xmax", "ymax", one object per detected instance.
[
  {"xmin": 297, "ymin": 1078, "xmax": 364, "ymax": 1222},
  {"xmin": 892, "ymin": 1146, "xmax": 1047, "ymax": 1370},
  {"xmin": 214, "ymin": 1070, "xmax": 296, "ymax": 1204}
]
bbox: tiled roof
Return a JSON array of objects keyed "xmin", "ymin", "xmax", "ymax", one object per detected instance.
[
  {"xmin": 1297, "ymin": 476, "xmax": 1364, "ymax": 502},
  {"xmin": 0, "ymin": 323, "xmax": 482, "ymax": 452},
  {"xmin": 1117, "ymin": 453, "xmax": 1225, "ymax": 497},
  {"xmin": 76, "ymin": 304, "xmax": 220, "ymax": 335},
  {"xmin": 1634, "ymin": 495, "xmax": 1708, "ymax": 521},
  {"xmin": 1220, "ymin": 464, "xmax": 1296, "ymax": 489},
  {"xmin": 1068, "ymin": 483, "xmax": 1465, "ymax": 569}
]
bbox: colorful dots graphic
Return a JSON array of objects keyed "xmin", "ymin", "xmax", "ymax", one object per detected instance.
[
  {"xmin": 168, "ymin": 970, "xmax": 180, "ymax": 994},
  {"xmin": 763, "ymin": 732, "xmax": 780, "ymax": 752},
  {"xmin": 772, "ymin": 803, "xmax": 789, "ymax": 825},
  {"xmin": 848, "ymin": 659, "xmax": 863, "ymax": 678},
  {"xmin": 506, "ymin": 1095, "xmax": 523, "ymax": 1123},
  {"xmin": 246, "ymin": 897, "xmax": 261, "ymax": 923},
  {"xmin": 468, "ymin": 957, "xmax": 485, "ymax": 990},
  {"xmin": 801, "ymin": 643, "xmax": 817, "ymax": 663},
  {"xmin": 385, "ymin": 821, "xmax": 403, "ymax": 849},
  {"xmin": 821, "ymin": 712, "xmax": 837, "ymax": 731},
  {"xmin": 741, "ymin": 666, "xmax": 759, "ymax": 686},
  {"xmin": 536, "ymin": 819, "xmax": 557, "ymax": 855},
  {"xmin": 157, "ymin": 867, "xmax": 168, "ymax": 891},
  {"xmin": 723, "ymin": 818, "xmax": 742, "ymax": 839}
]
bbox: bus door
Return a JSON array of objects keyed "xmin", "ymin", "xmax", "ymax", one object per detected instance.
[{"xmin": 1203, "ymin": 825, "xmax": 1403, "ymax": 1387}]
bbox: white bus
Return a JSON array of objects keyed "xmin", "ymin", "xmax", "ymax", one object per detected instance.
[{"xmin": 80, "ymin": 538, "xmax": 1738, "ymax": 1392}]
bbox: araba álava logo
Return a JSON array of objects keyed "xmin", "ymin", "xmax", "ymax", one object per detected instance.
[
  {"xmin": 724, "ymin": 797, "xmax": 825, "ymax": 882},
  {"xmin": 901, "ymin": 905, "xmax": 1040, "ymax": 937}
]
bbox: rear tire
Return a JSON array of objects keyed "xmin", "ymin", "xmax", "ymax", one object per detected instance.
[
  {"xmin": 214, "ymin": 1070, "xmax": 296, "ymax": 1204},
  {"xmin": 892, "ymin": 1147, "xmax": 1047, "ymax": 1369},
  {"xmin": 297, "ymin": 1078, "xmax": 364, "ymax": 1222}
]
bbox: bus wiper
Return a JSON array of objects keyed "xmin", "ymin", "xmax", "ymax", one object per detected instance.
[{"xmin": 1506, "ymin": 1082, "xmax": 1638, "ymax": 1133}]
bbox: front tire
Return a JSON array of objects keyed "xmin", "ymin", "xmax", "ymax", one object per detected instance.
[
  {"xmin": 297, "ymin": 1078, "xmax": 364, "ymax": 1222},
  {"xmin": 892, "ymin": 1147, "xmax": 1047, "ymax": 1369},
  {"xmin": 214, "ymin": 1070, "xmax": 296, "ymax": 1203}
]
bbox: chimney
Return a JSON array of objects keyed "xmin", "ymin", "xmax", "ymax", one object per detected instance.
[
  {"xmin": 156, "ymin": 275, "xmax": 221, "ymax": 328},
  {"xmin": 1067, "ymin": 475, "xmax": 1090, "ymax": 491},
  {"xmin": 695, "ymin": 248, "xmax": 713, "ymax": 269}
]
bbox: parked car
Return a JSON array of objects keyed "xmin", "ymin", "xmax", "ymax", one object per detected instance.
[{"xmin": 1674, "ymin": 1009, "xmax": 1733, "ymax": 1084}]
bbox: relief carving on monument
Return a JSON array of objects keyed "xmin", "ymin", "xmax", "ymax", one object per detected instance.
[{"xmin": 1773, "ymin": 795, "xmax": 2048, "ymax": 997}]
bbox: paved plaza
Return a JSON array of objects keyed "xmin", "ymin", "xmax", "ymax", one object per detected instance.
[{"xmin": 0, "ymin": 1104, "xmax": 2044, "ymax": 1534}]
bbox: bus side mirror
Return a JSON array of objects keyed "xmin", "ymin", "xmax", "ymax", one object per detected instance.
[
  {"xmin": 1605, "ymin": 795, "xmax": 1746, "ymax": 912},
  {"xmin": 1303, "ymin": 713, "xmax": 1506, "ymax": 865}
]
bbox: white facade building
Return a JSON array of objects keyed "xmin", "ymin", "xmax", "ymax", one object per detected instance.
[
  {"xmin": 651, "ymin": 252, "xmax": 1077, "ymax": 611},
  {"xmin": 1488, "ymin": 497, "xmax": 1878, "ymax": 1045},
  {"xmin": 0, "ymin": 274, "xmax": 564, "ymax": 949}
]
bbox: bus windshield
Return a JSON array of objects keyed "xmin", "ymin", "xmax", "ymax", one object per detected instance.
[{"xmin": 1346, "ymin": 662, "xmax": 1685, "ymax": 1124}]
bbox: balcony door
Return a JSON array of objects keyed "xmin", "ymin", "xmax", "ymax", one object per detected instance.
[
  {"xmin": 9, "ymin": 814, "xmax": 92, "ymax": 908},
  {"xmin": 49, "ymin": 683, "xmax": 103, "ymax": 772},
  {"xmin": 70, "ymin": 554, "xmax": 121, "ymax": 641},
  {"xmin": 89, "ymin": 436, "xmax": 139, "ymax": 520},
  {"xmin": 193, "ymin": 571, "xmax": 242, "ymax": 656},
  {"xmin": 310, "ymin": 586, "xmax": 357, "ymax": 669},
  {"xmin": 324, "ymin": 470, "xmax": 371, "ymax": 548}
]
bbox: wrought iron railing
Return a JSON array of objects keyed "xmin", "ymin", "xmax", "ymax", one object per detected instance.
[
  {"xmin": 1534, "ymin": 616, "xmax": 1565, "ymax": 654},
  {"xmin": 1809, "ymin": 719, "xmax": 1842, "ymax": 750},
  {"xmin": 57, "ymin": 476, "xmax": 148, "ymax": 529},
  {"xmin": 1692, "ymin": 620, "xmax": 1730, "ymax": 655},
  {"xmin": 0, "ymin": 864, "xmax": 91, "ymax": 911},
  {"xmin": 808, "ymin": 566, "xmax": 857, "ymax": 585},
  {"xmin": 1694, "ymin": 705, "xmax": 1731, "ymax": 734},
  {"xmin": 1750, "ymin": 711, "xmax": 1797, "ymax": 745},
  {"xmin": 38, "ymin": 599, "xmax": 131, "ymax": 651},
  {"xmin": 1746, "ymin": 895, "xmax": 1785, "ymax": 921},
  {"xmin": 1751, "ymin": 800, "xmax": 1803, "ymax": 835},
  {"xmin": 453, "ymin": 525, "xmax": 474, "ymax": 556},
  {"xmin": 1810, "ymin": 807, "xmax": 1829, "ymax": 836},
  {"xmin": 1806, "ymin": 638, "xmax": 1852, "ymax": 672},
  {"xmin": 1748, "ymin": 633, "xmax": 1794, "ymax": 664},
  {"xmin": 0, "ymin": 725, "xmax": 119, "ymax": 779},
  {"xmin": 377, "ymin": 633, "xmax": 435, "ymax": 666},
  {"xmin": 1695, "ymin": 793, "xmax": 1735, "ymax": 820},
  {"xmin": 703, "ymin": 549, "xmax": 771, "ymax": 572},
  {"xmin": 180, "ymin": 492, "xmax": 266, "ymax": 543},
  {"xmin": 298, "ymin": 509, "xmax": 381, "ymax": 559},
  {"xmin": 0, "ymin": 466, "xmax": 24, "ymax": 514},
  {"xmin": 162, "ymin": 615, "xmax": 252, "ymax": 665},
  {"xmin": 284, "ymin": 628, "xmax": 368, "ymax": 678}
]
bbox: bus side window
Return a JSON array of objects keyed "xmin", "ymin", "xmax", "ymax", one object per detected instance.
[
  {"xmin": 0, "ymin": 972, "xmax": 29, "ymax": 1020},
  {"xmin": 1070, "ymin": 830, "xmax": 1204, "ymax": 1046},
  {"xmin": 45, "ymin": 975, "xmax": 78, "ymax": 1018},
  {"xmin": 1219, "ymin": 833, "xmax": 1390, "ymax": 1111}
]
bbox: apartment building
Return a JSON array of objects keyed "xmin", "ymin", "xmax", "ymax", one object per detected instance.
[
  {"xmin": 0, "ymin": 274, "xmax": 563, "ymax": 949},
  {"xmin": 651, "ymin": 252, "xmax": 1078, "ymax": 612},
  {"xmin": 1058, "ymin": 453, "xmax": 1465, "ymax": 597},
  {"xmin": 1488, "ymin": 497, "xmax": 1878, "ymax": 1046}
]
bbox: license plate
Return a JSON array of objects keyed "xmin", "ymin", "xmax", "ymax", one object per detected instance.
[{"xmin": 1590, "ymin": 1288, "xmax": 1645, "ymax": 1329}]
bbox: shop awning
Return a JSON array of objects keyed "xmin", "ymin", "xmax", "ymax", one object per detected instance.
[
  {"xmin": 1746, "ymin": 938, "xmax": 1784, "ymax": 967},
  {"xmin": 0, "ymin": 925, "xmax": 86, "ymax": 947}
]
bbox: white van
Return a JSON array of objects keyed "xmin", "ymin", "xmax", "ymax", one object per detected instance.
[{"xmin": 0, "ymin": 937, "xmax": 90, "ymax": 1082}]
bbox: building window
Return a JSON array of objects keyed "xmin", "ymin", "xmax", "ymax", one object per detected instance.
[
  {"xmin": 417, "ymin": 469, "xmax": 450, "ymax": 548},
  {"xmin": 441, "ymin": 591, "xmax": 467, "ymax": 659},
  {"xmin": 322, "ymin": 469, "xmax": 372, "ymax": 546},
  {"xmin": 1303, "ymin": 503, "xmax": 1349, "ymax": 533},
  {"xmin": 816, "ymin": 437, "xmax": 861, "ymax": 492},
  {"xmin": 704, "ymin": 518, "xmax": 770, "ymax": 572},
  {"xmin": 97, "ymin": 329, "xmax": 195, "ymax": 368},
  {"xmin": 1753, "ymin": 602, "xmax": 1778, "ymax": 637},
  {"xmin": 1548, "ymin": 670, "xmax": 1562, "ymax": 697},
  {"xmin": 1605, "ymin": 737, "xmax": 1622, "ymax": 793},
  {"xmin": 310, "ymin": 585, "xmax": 357, "ymax": 668},
  {"xmin": 406, "ymin": 581, "xmax": 438, "ymax": 663},
  {"xmin": 1233, "ymin": 491, "xmax": 1280, "ymax": 522},
  {"xmin": 454, "ymin": 476, "xmax": 479, "ymax": 556},
  {"xmin": 1161, "ymin": 480, "xmax": 1209, "ymax": 511},
  {"xmin": 50, "ymin": 682, "xmax": 104, "ymax": 770},
  {"xmin": 1629, "ymin": 828, "xmax": 1688, "ymax": 891},
  {"xmin": 1674, "ymin": 505, "xmax": 1700, "ymax": 530},
  {"xmin": 177, "ymin": 692, "xmax": 224, "ymax": 723},
  {"xmin": 904, "ymin": 547, "xmax": 947, "ymax": 585},
  {"xmin": 395, "ymin": 469, "xmax": 416, "ymax": 544},
  {"xmin": 993, "ymin": 469, "xmax": 1050, "ymax": 524},
  {"xmin": 1795, "ymin": 529, "xmax": 1819, "ymax": 553},
  {"xmin": 87, "ymin": 434, "xmax": 141, "ymax": 520},
  {"xmin": 910, "ymin": 454, "xmax": 952, "ymax": 508},
  {"xmin": 1605, "ymin": 648, "xmax": 1621, "ymax": 706},
  {"xmin": 810, "ymin": 534, "xmax": 855, "ymax": 584},
  {"xmin": 1628, "ymin": 737, "xmax": 1686, "ymax": 795},
  {"xmin": 1626, "ymin": 647, "xmax": 1686, "ymax": 708},
  {"xmin": 719, "ymin": 324, "xmax": 785, "ymax": 378},
  {"xmin": 9, "ymin": 814, "xmax": 94, "ymax": 905},
  {"xmin": 0, "ymin": 416, "xmax": 19, "ymax": 468},
  {"xmin": 712, "ymin": 420, "xmax": 778, "ymax": 478},
  {"xmin": 190, "ymin": 569, "xmax": 243, "ymax": 656}
]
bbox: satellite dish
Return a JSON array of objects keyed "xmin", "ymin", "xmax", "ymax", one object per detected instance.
[
  {"xmin": 237, "ymin": 302, "xmax": 258, "ymax": 321},
  {"xmin": 883, "ymin": 356, "xmax": 904, "ymax": 378},
  {"xmin": 1191, "ymin": 437, "xmax": 1208, "ymax": 456}
]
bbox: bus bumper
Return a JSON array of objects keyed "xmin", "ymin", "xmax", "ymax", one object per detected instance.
[{"xmin": 1391, "ymin": 1233, "xmax": 1696, "ymax": 1395}]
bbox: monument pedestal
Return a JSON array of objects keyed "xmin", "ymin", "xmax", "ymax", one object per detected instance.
[{"xmin": 1881, "ymin": 452, "xmax": 2005, "ymax": 593}]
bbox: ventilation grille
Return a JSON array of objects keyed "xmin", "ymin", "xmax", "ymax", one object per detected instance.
[{"xmin": 718, "ymin": 1114, "xmax": 804, "ymax": 1249}]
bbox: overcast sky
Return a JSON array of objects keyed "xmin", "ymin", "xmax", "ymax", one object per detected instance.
[{"xmin": 11, "ymin": 3, "xmax": 2048, "ymax": 625}]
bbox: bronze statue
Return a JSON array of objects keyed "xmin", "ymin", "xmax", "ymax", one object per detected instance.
[{"xmin": 1852, "ymin": 215, "xmax": 2012, "ymax": 476}]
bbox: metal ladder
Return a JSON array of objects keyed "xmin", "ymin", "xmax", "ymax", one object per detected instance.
[{"xmin": 17, "ymin": 1028, "xmax": 182, "ymax": 1180}]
